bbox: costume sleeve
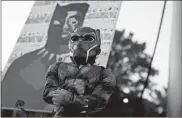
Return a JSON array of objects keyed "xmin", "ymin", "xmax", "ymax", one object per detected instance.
[
  {"xmin": 43, "ymin": 62, "xmax": 62, "ymax": 104},
  {"xmin": 72, "ymin": 68, "xmax": 116, "ymax": 114}
]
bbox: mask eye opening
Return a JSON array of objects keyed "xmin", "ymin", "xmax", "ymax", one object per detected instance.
[
  {"xmin": 83, "ymin": 35, "xmax": 95, "ymax": 42},
  {"xmin": 70, "ymin": 35, "xmax": 79, "ymax": 42}
]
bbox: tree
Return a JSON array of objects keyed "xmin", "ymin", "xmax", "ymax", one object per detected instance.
[
  {"xmin": 107, "ymin": 30, "xmax": 167, "ymax": 116},
  {"xmin": 107, "ymin": 30, "xmax": 158, "ymax": 94}
]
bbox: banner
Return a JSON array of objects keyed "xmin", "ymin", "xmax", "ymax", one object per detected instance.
[{"xmin": 1, "ymin": 1, "xmax": 122, "ymax": 111}]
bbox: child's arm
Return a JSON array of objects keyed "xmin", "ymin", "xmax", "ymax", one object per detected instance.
[
  {"xmin": 43, "ymin": 62, "xmax": 63, "ymax": 104},
  {"xmin": 71, "ymin": 68, "xmax": 116, "ymax": 113}
]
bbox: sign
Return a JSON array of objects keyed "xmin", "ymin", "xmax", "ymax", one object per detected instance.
[{"xmin": 1, "ymin": 1, "xmax": 122, "ymax": 111}]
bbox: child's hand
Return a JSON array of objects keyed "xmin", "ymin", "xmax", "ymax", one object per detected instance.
[
  {"xmin": 74, "ymin": 79, "xmax": 85, "ymax": 95},
  {"xmin": 52, "ymin": 89, "xmax": 74, "ymax": 105}
]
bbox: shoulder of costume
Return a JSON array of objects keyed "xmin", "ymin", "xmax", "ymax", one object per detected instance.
[
  {"xmin": 55, "ymin": 60, "xmax": 75, "ymax": 66},
  {"xmin": 94, "ymin": 64, "xmax": 106, "ymax": 70}
]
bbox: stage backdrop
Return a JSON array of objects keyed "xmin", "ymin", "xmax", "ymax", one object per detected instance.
[{"xmin": 1, "ymin": 1, "xmax": 122, "ymax": 111}]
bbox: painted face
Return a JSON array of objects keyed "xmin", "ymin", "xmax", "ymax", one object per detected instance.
[
  {"xmin": 69, "ymin": 27, "xmax": 101, "ymax": 65},
  {"xmin": 47, "ymin": 3, "xmax": 89, "ymax": 46}
]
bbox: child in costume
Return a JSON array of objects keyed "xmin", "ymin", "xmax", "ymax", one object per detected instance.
[{"xmin": 43, "ymin": 27, "xmax": 116, "ymax": 117}]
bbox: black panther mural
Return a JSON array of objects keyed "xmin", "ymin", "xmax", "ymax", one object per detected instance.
[{"xmin": 2, "ymin": 3, "xmax": 89, "ymax": 110}]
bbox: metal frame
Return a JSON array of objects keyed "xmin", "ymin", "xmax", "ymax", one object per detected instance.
[{"xmin": 167, "ymin": 1, "xmax": 182, "ymax": 117}]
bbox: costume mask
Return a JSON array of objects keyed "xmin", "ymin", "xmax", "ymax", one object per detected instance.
[{"xmin": 69, "ymin": 27, "xmax": 101, "ymax": 65}]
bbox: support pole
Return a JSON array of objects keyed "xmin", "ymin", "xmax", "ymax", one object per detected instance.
[{"xmin": 167, "ymin": 1, "xmax": 182, "ymax": 117}]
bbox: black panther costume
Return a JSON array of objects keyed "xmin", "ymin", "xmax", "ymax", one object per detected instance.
[{"xmin": 43, "ymin": 27, "xmax": 116, "ymax": 117}]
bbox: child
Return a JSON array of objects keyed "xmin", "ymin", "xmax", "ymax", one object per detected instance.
[{"xmin": 43, "ymin": 27, "xmax": 116, "ymax": 117}]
